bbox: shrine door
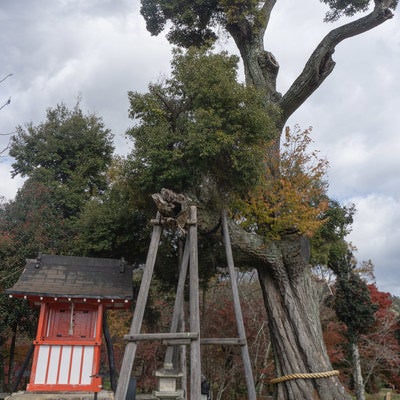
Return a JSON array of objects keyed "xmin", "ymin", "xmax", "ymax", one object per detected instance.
[{"xmin": 28, "ymin": 302, "xmax": 103, "ymax": 392}]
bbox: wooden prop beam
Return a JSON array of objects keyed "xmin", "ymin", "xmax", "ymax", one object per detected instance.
[
  {"xmin": 164, "ymin": 237, "xmax": 190, "ymax": 368},
  {"xmin": 114, "ymin": 214, "xmax": 163, "ymax": 400},
  {"xmin": 189, "ymin": 206, "xmax": 201, "ymax": 400},
  {"xmin": 221, "ymin": 209, "xmax": 257, "ymax": 400}
]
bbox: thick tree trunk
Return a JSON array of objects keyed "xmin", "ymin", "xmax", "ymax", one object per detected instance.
[
  {"xmin": 257, "ymin": 240, "xmax": 349, "ymax": 399},
  {"xmin": 229, "ymin": 219, "xmax": 349, "ymax": 399},
  {"xmin": 198, "ymin": 211, "xmax": 350, "ymax": 399}
]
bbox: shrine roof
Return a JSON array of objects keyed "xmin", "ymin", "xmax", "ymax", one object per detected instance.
[{"xmin": 6, "ymin": 254, "xmax": 133, "ymax": 300}]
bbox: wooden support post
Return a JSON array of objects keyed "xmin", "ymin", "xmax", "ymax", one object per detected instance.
[
  {"xmin": 125, "ymin": 332, "xmax": 198, "ymax": 342},
  {"xmin": 221, "ymin": 209, "xmax": 257, "ymax": 400},
  {"xmin": 179, "ymin": 296, "xmax": 187, "ymax": 400},
  {"xmin": 116, "ymin": 206, "xmax": 254, "ymax": 400},
  {"xmin": 164, "ymin": 237, "xmax": 190, "ymax": 368},
  {"xmin": 200, "ymin": 338, "xmax": 246, "ymax": 345},
  {"xmin": 189, "ymin": 206, "xmax": 201, "ymax": 400},
  {"xmin": 115, "ymin": 215, "xmax": 163, "ymax": 400}
]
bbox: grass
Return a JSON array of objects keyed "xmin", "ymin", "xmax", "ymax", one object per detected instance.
[{"xmin": 363, "ymin": 390, "xmax": 400, "ymax": 400}]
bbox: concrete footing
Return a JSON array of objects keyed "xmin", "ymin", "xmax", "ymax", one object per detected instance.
[
  {"xmin": 5, "ymin": 391, "xmax": 114, "ymax": 400},
  {"xmin": 4, "ymin": 391, "xmax": 159, "ymax": 400}
]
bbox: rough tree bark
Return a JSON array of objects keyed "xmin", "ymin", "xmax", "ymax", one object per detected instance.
[{"xmin": 227, "ymin": 217, "xmax": 348, "ymax": 399}]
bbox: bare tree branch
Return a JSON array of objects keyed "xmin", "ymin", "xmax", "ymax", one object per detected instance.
[
  {"xmin": 0, "ymin": 97, "xmax": 11, "ymax": 111},
  {"xmin": 260, "ymin": 0, "xmax": 277, "ymax": 35},
  {"xmin": 0, "ymin": 142, "xmax": 10, "ymax": 156},
  {"xmin": 278, "ymin": 4, "xmax": 394, "ymax": 124},
  {"xmin": 1, "ymin": 74, "xmax": 13, "ymax": 113},
  {"xmin": 0, "ymin": 74, "xmax": 14, "ymax": 155},
  {"xmin": 0, "ymin": 73, "xmax": 13, "ymax": 84}
]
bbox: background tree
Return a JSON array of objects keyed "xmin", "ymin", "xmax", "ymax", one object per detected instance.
[
  {"xmin": 319, "ymin": 282, "xmax": 400, "ymax": 395},
  {"xmin": 200, "ymin": 274, "xmax": 271, "ymax": 399},
  {"xmin": 73, "ymin": 157, "xmax": 149, "ymax": 262},
  {"xmin": 0, "ymin": 102, "xmax": 114, "ymax": 388},
  {"xmin": 355, "ymin": 285, "xmax": 400, "ymax": 392},
  {"xmin": 1, "ymin": 102, "xmax": 114, "ymax": 261},
  {"xmin": 10, "ymin": 102, "xmax": 114, "ymax": 218},
  {"xmin": 312, "ymin": 201, "xmax": 375, "ymax": 400},
  {"xmin": 136, "ymin": 1, "xmax": 397, "ymax": 399},
  {"xmin": 310, "ymin": 201, "xmax": 399, "ymax": 397},
  {"xmin": 332, "ymin": 249, "xmax": 377, "ymax": 400}
]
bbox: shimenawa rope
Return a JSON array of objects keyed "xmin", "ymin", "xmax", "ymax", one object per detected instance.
[{"xmin": 270, "ymin": 370, "xmax": 340, "ymax": 384}]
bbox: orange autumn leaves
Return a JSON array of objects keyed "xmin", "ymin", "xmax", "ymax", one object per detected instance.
[{"xmin": 235, "ymin": 126, "xmax": 329, "ymax": 239}]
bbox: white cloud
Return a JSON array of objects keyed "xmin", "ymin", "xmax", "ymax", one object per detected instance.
[
  {"xmin": 0, "ymin": 0, "xmax": 172, "ymax": 155},
  {"xmin": 0, "ymin": 160, "xmax": 25, "ymax": 200},
  {"xmin": 0, "ymin": 0, "xmax": 399, "ymax": 295},
  {"xmin": 348, "ymin": 194, "xmax": 400, "ymax": 296}
]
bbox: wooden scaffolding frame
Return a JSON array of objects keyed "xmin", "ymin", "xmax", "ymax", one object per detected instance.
[{"xmin": 114, "ymin": 206, "xmax": 256, "ymax": 400}]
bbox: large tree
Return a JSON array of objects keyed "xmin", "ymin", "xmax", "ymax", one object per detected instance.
[
  {"xmin": 0, "ymin": 103, "xmax": 114, "ymax": 387},
  {"xmin": 10, "ymin": 102, "xmax": 114, "ymax": 218},
  {"xmin": 135, "ymin": 1, "xmax": 397, "ymax": 399},
  {"xmin": 3, "ymin": 101, "xmax": 115, "ymax": 265},
  {"xmin": 331, "ymin": 248, "xmax": 377, "ymax": 400}
]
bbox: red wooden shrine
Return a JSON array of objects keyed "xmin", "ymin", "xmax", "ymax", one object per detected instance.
[
  {"xmin": 7, "ymin": 254, "xmax": 133, "ymax": 393},
  {"xmin": 28, "ymin": 301, "xmax": 103, "ymax": 392}
]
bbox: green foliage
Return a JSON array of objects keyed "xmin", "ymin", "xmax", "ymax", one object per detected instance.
[
  {"xmin": 310, "ymin": 199, "xmax": 377, "ymax": 343},
  {"xmin": 0, "ymin": 103, "xmax": 116, "ymax": 388},
  {"xmin": 141, "ymin": 0, "xmax": 219, "ymax": 47},
  {"xmin": 140, "ymin": 0, "xmax": 399, "ymax": 46},
  {"xmin": 1, "ymin": 102, "xmax": 115, "ymax": 263},
  {"xmin": 334, "ymin": 272, "xmax": 377, "ymax": 341},
  {"xmin": 140, "ymin": 0, "xmax": 264, "ymax": 47},
  {"xmin": 331, "ymin": 247, "xmax": 377, "ymax": 342},
  {"xmin": 0, "ymin": 202, "xmax": 38, "ymax": 391},
  {"xmin": 320, "ymin": 0, "xmax": 398, "ymax": 21},
  {"xmin": 311, "ymin": 199, "xmax": 355, "ymax": 267},
  {"xmin": 321, "ymin": 284, "xmax": 400, "ymax": 393},
  {"xmin": 10, "ymin": 103, "xmax": 114, "ymax": 217},
  {"xmin": 126, "ymin": 47, "xmax": 273, "ymax": 200},
  {"xmin": 0, "ymin": 181, "xmax": 68, "ymax": 257},
  {"xmin": 73, "ymin": 158, "xmax": 150, "ymax": 262},
  {"xmin": 152, "ymin": 233, "xmax": 226, "ymax": 292},
  {"xmin": 0, "ymin": 296, "xmax": 37, "ymax": 339},
  {"xmin": 74, "ymin": 197, "xmax": 148, "ymax": 261}
]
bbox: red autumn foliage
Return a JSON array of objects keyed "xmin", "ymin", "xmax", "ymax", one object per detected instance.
[{"xmin": 322, "ymin": 283, "xmax": 400, "ymax": 393}]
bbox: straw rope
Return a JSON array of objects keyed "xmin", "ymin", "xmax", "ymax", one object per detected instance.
[{"xmin": 270, "ymin": 370, "xmax": 340, "ymax": 384}]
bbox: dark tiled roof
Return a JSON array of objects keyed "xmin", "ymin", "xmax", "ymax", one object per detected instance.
[{"xmin": 6, "ymin": 254, "xmax": 133, "ymax": 300}]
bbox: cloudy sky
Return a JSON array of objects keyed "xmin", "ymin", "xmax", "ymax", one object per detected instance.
[{"xmin": 1, "ymin": 1, "xmax": 399, "ymax": 295}]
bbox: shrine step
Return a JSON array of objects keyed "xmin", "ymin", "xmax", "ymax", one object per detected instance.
[{"xmin": 5, "ymin": 391, "xmax": 114, "ymax": 400}]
